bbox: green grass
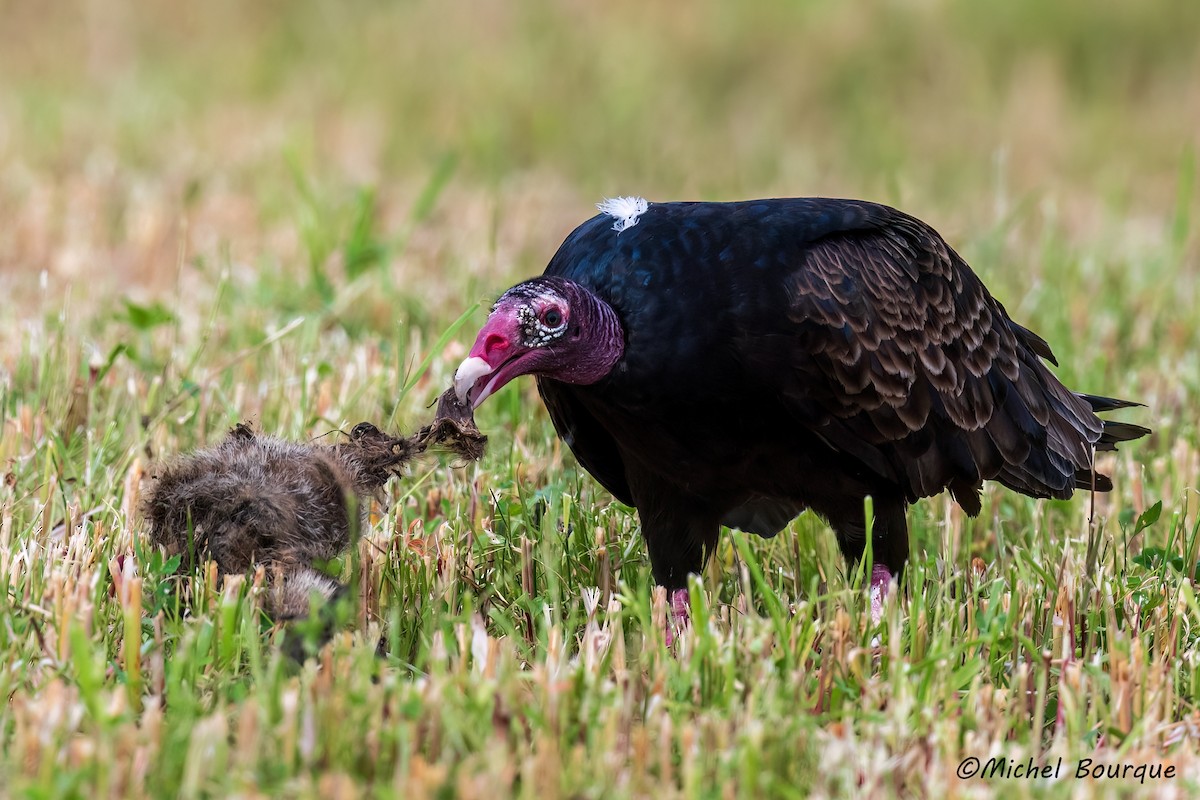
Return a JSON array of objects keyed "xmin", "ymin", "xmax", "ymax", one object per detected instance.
[{"xmin": 1, "ymin": 1, "xmax": 1199, "ymax": 797}]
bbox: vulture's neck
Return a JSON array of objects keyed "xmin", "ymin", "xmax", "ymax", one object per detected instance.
[{"xmin": 559, "ymin": 285, "xmax": 624, "ymax": 385}]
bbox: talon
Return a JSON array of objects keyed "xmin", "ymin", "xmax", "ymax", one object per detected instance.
[
  {"xmin": 666, "ymin": 588, "xmax": 691, "ymax": 647},
  {"xmin": 869, "ymin": 564, "xmax": 894, "ymax": 626}
]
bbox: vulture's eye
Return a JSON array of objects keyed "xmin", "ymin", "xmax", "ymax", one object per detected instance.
[{"xmin": 542, "ymin": 308, "xmax": 563, "ymax": 327}]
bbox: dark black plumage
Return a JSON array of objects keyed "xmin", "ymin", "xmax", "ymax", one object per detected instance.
[{"xmin": 461, "ymin": 197, "xmax": 1149, "ymax": 609}]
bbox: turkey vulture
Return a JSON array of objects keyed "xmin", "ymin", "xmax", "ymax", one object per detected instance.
[{"xmin": 454, "ymin": 197, "xmax": 1148, "ymax": 634}]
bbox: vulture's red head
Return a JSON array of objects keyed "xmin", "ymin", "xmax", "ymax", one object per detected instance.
[{"xmin": 454, "ymin": 277, "xmax": 624, "ymax": 409}]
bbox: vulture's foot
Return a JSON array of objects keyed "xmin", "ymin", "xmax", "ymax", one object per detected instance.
[
  {"xmin": 869, "ymin": 564, "xmax": 894, "ymax": 626},
  {"xmin": 666, "ymin": 588, "xmax": 691, "ymax": 647}
]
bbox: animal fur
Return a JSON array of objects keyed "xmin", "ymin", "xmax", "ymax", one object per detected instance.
[
  {"xmin": 142, "ymin": 392, "xmax": 486, "ymax": 650},
  {"xmin": 142, "ymin": 421, "xmax": 415, "ymax": 620}
]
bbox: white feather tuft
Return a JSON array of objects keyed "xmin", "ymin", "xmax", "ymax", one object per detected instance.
[{"xmin": 596, "ymin": 196, "xmax": 649, "ymax": 233}]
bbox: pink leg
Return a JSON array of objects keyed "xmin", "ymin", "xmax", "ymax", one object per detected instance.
[
  {"xmin": 869, "ymin": 564, "xmax": 893, "ymax": 625},
  {"xmin": 666, "ymin": 588, "xmax": 691, "ymax": 647}
]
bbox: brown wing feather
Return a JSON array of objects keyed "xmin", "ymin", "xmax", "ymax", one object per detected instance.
[{"xmin": 779, "ymin": 210, "xmax": 1110, "ymax": 513}]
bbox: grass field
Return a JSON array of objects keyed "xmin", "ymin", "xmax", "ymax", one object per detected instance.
[{"xmin": 2, "ymin": 1, "xmax": 1199, "ymax": 797}]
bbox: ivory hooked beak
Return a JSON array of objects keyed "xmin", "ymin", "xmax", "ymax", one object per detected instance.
[{"xmin": 454, "ymin": 356, "xmax": 494, "ymax": 405}]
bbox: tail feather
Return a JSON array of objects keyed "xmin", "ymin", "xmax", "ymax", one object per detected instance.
[
  {"xmin": 1074, "ymin": 392, "xmax": 1151, "ymax": 451},
  {"xmin": 1073, "ymin": 469, "xmax": 1114, "ymax": 492},
  {"xmin": 1072, "ymin": 393, "xmax": 1149, "ymax": 488},
  {"xmin": 1097, "ymin": 420, "xmax": 1152, "ymax": 451},
  {"xmin": 1078, "ymin": 393, "xmax": 1145, "ymax": 413}
]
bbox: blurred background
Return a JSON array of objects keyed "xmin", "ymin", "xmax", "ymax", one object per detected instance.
[
  {"xmin": 3, "ymin": 0, "xmax": 1198, "ymax": 280},
  {"xmin": 0, "ymin": 0, "xmax": 1197, "ymax": 433}
]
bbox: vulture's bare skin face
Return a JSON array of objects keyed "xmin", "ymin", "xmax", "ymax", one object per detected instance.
[{"xmin": 455, "ymin": 277, "xmax": 624, "ymax": 409}]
